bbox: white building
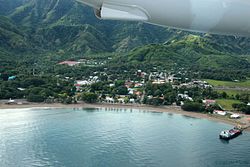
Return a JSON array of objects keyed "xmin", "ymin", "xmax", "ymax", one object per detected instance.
[
  {"xmin": 178, "ymin": 94, "xmax": 193, "ymax": 101},
  {"xmin": 230, "ymin": 114, "xmax": 240, "ymax": 119},
  {"xmin": 213, "ymin": 110, "xmax": 227, "ymax": 116},
  {"xmin": 105, "ymin": 97, "xmax": 115, "ymax": 103},
  {"xmin": 129, "ymin": 98, "xmax": 135, "ymax": 103}
]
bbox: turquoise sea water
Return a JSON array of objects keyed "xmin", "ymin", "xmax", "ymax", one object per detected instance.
[{"xmin": 0, "ymin": 107, "xmax": 250, "ymax": 167}]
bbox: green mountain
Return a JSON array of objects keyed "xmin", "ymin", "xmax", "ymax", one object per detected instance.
[
  {"xmin": 0, "ymin": 0, "xmax": 176, "ymax": 54},
  {"xmin": 2, "ymin": 0, "xmax": 250, "ymax": 54},
  {"xmin": 0, "ymin": 0, "xmax": 250, "ymax": 74},
  {"xmin": 122, "ymin": 34, "xmax": 250, "ymax": 70},
  {"xmin": 0, "ymin": 16, "xmax": 30, "ymax": 53},
  {"xmin": 0, "ymin": 0, "xmax": 27, "ymax": 15}
]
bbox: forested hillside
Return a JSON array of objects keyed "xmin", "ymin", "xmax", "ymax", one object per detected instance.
[
  {"xmin": 0, "ymin": 0, "xmax": 250, "ymax": 79},
  {"xmin": 0, "ymin": 0, "xmax": 177, "ymax": 54}
]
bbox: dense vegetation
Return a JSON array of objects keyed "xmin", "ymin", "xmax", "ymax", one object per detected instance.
[
  {"xmin": 120, "ymin": 40, "xmax": 250, "ymax": 80},
  {"xmin": 0, "ymin": 0, "xmax": 250, "ymax": 115},
  {"xmin": 181, "ymin": 102, "xmax": 205, "ymax": 112}
]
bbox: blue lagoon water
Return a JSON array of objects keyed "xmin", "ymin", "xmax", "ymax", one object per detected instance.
[{"xmin": 0, "ymin": 107, "xmax": 250, "ymax": 167}]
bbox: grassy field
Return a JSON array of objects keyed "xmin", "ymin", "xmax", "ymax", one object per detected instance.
[
  {"xmin": 217, "ymin": 90, "xmax": 250, "ymax": 97},
  {"xmin": 216, "ymin": 99, "xmax": 242, "ymax": 110},
  {"xmin": 205, "ymin": 79, "xmax": 250, "ymax": 88}
]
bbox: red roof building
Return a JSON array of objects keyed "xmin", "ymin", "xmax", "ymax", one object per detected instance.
[{"xmin": 203, "ymin": 99, "xmax": 216, "ymax": 106}]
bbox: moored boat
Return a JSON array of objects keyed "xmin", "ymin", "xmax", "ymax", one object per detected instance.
[{"xmin": 219, "ymin": 127, "xmax": 242, "ymax": 140}]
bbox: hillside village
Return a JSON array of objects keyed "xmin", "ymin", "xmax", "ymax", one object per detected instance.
[
  {"xmin": 8, "ymin": 57, "xmax": 250, "ymax": 118},
  {"xmin": 1, "ymin": 53, "xmax": 249, "ymax": 117},
  {"xmin": 72, "ymin": 68, "xmax": 212, "ymax": 105}
]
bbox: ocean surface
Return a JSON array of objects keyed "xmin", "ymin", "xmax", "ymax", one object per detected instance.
[{"xmin": 0, "ymin": 107, "xmax": 250, "ymax": 167}]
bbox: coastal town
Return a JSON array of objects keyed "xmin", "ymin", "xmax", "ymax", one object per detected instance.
[{"xmin": 1, "ymin": 58, "xmax": 250, "ymax": 130}]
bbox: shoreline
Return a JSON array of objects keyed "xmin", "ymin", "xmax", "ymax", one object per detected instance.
[{"xmin": 1, "ymin": 102, "xmax": 250, "ymax": 131}]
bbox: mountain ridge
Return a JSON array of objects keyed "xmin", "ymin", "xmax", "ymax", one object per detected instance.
[
  {"xmin": 0, "ymin": 0, "xmax": 250, "ymax": 72},
  {"xmin": 1, "ymin": 0, "xmax": 179, "ymax": 54}
]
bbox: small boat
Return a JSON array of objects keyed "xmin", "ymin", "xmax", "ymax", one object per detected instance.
[{"xmin": 219, "ymin": 127, "xmax": 242, "ymax": 140}]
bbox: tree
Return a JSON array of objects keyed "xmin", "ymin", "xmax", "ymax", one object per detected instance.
[
  {"xmin": 242, "ymin": 106, "xmax": 250, "ymax": 114},
  {"xmin": 164, "ymin": 92, "xmax": 176, "ymax": 105},
  {"xmin": 154, "ymin": 89, "xmax": 162, "ymax": 97},
  {"xmin": 1, "ymin": 73, "xmax": 9, "ymax": 81},
  {"xmin": 239, "ymin": 93, "xmax": 250, "ymax": 103},
  {"xmin": 235, "ymin": 94, "xmax": 240, "ymax": 100},
  {"xmin": 115, "ymin": 80, "xmax": 125, "ymax": 87},
  {"xmin": 27, "ymin": 94, "xmax": 45, "ymax": 102},
  {"xmin": 221, "ymin": 92, "xmax": 228, "ymax": 99},
  {"xmin": 115, "ymin": 86, "xmax": 128, "ymax": 95},
  {"xmin": 81, "ymin": 92, "xmax": 98, "ymax": 103},
  {"xmin": 181, "ymin": 102, "xmax": 205, "ymax": 112},
  {"xmin": 22, "ymin": 77, "xmax": 45, "ymax": 87},
  {"xmin": 91, "ymin": 82, "xmax": 104, "ymax": 92},
  {"xmin": 232, "ymin": 103, "xmax": 250, "ymax": 114},
  {"xmin": 205, "ymin": 103, "xmax": 222, "ymax": 113}
]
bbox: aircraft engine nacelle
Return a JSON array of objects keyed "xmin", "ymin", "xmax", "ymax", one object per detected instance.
[{"xmin": 77, "ymin": 0, "xmax": 149, "ymax": 21}]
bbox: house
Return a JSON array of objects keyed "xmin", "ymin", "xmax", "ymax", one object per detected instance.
[
  {"xmin": 178, "ymin": 94, "xmax": 193, "ymax": 101},
  {"xmin": 8, "ymin": 76, "xmax": 16, "ymax": 80},
  {"xmin": 152, "ymin": 79, "xmax": 165, "ymax": 84},
  {"xmin": 134, "ymin": 91, "xmax": 142, "ymax": 96},
  {"xmin": 109, "ymin": 83, "xmax": 115, "ymax": 87},
  {"xmin": 167, "ymin": 75, "xmax": 175, "ymax": 83},
  {"xmin": 58, "ymin": 61, "xmax": 80, "ymax": 66},
  {"xmin": 230, "ymin": 114, "xmax": 240, "ymax": 119},
  {"xmin": 128, "ymin": 88, "xmax": 135, "ymax": 95},
  {"xmin": 92, "ymin": 76, "xmax": 99, "ymax": 81},
  {"xmin": 125, "ymin": 81, "xmax": 134, "ymax": 88},
  {"xmin": 203, "ymin": 99, "xmax": 216, "ymax": 106},
  {"xmin": 129, "ymin": 98, "xmax": 135, "ymax": 103},
  {"xmin": 74, "ymin": 83, "xmax": 84, "ymax": 92},
  {"xmin": 137, "ymin": 70, "xmax": 142, "ymax": 76},
  {"xmin": 5, "ymin": 98, "xmax": 17, "ymax": 104},
  {"xmin": 105, "ymin": 97, "xmax": 115, "ymax": 103},
  {"xmin": 75, "ymin": 80, "xmax": 90, "ymax": 86},
  {"xmin": 213, "ymin": 110, "xmax": 227, "ymax": 116},
  {"xmin": 118, "ymin": 98, "xmax": 125, "ymax": 104},
  {"xmin": 147, "ymin": 95, "xmax": 153, "ymax": 99},
  {"xmin": 134, "ymin": 83, "xmax": 143, "ymax": 88},
  {"xmin": 17, "ymin": 88, "xmax": 25, "ymax": 91}
]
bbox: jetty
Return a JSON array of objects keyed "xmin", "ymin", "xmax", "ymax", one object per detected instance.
[{"xmin": 242, "ymin": 125, "xmax": 250, "ymax": 131}]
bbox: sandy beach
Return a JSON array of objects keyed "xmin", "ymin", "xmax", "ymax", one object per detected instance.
[{"xmin": 1, "ymin": 102, "xmax": 250, "ymax": 131}]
